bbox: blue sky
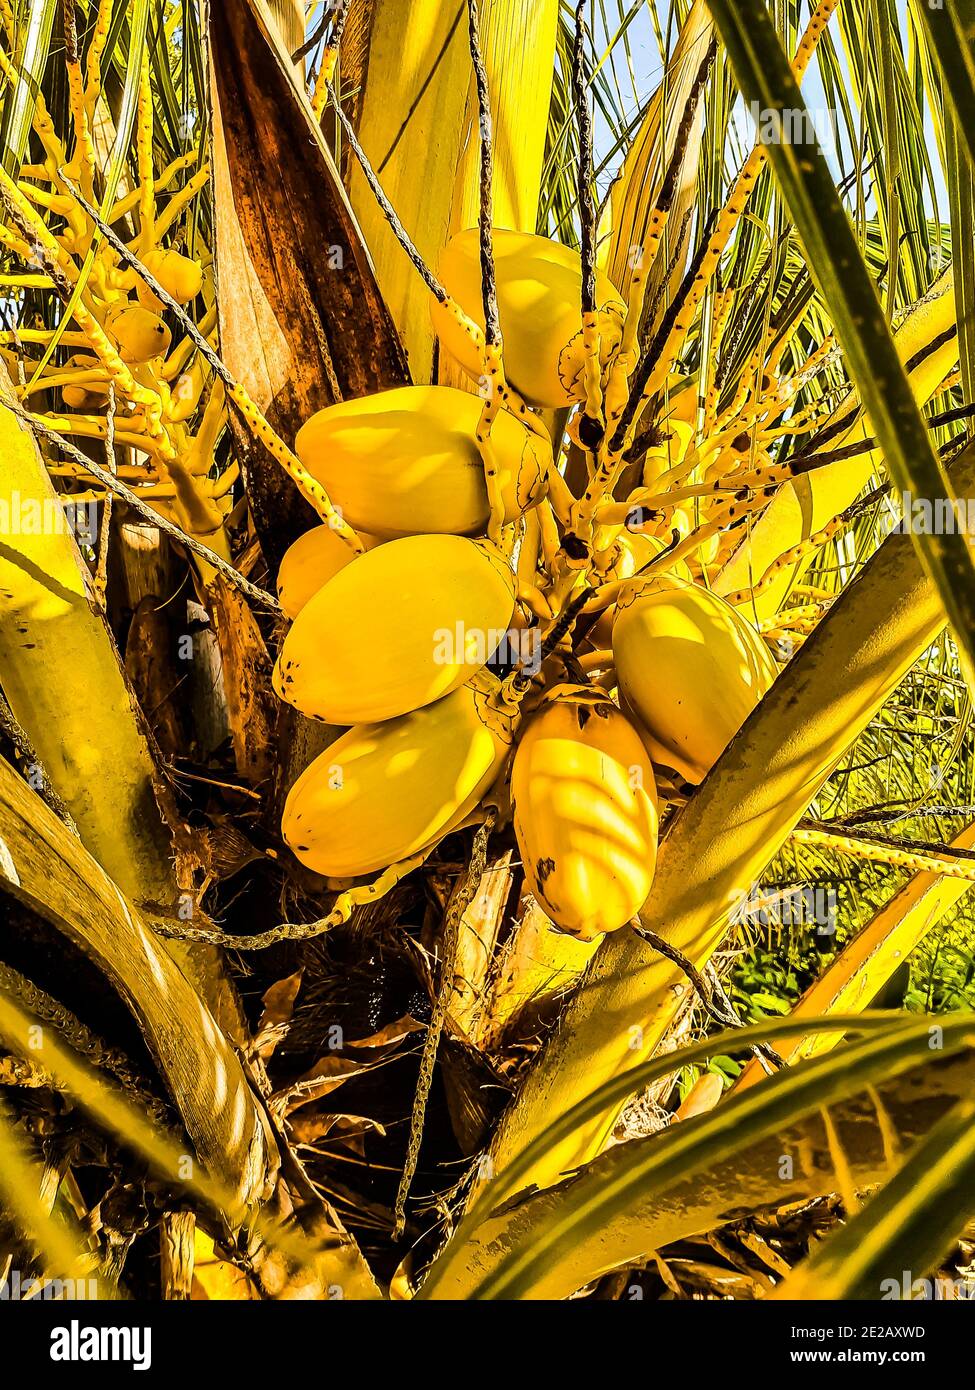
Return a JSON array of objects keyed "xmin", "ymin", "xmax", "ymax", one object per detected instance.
[{"xmin": 587, "ymin": 0, "xmax": 948, "ymax": 226}]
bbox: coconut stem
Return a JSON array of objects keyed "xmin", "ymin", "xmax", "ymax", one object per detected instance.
[{"xmin": 393, "ymin": 815, "xmax": 496, "ymax": 1240}]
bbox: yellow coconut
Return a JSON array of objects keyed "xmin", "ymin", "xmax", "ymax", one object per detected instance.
[
  {"xmin": 276, "ymin": 525, "xmax": 378, "ymax": 621},
  {"xmin": 137, "ymin": 247, "xmax": 205, "ymax": 312},
  {"xmin": 294, "ymin": 385, "xmax": 549, "ymax": 538},
  {"xmin": 105, "ymin": 301, "xmax": 172, "ymax": 363},
  {"xmin": 273, "ymin": 534, "xmax": 516, "ymax": 724},
  {"xmin": 60, "ymin": 354, "xmax": 110, "ymax": 411},
  {"xmin": 613, "ymin": 575, "xmax": 778, "ymax": 783},
  {"xmin": 281, "ymin": 680, "xmax": 514, "ymax": 879},
  {"xmin": 512, "ymin": 687, "xmax": 658, "ymax": 939},
  {"xmin": 431, "ymin": 228, "xmax": 626, "ymax": 409}
]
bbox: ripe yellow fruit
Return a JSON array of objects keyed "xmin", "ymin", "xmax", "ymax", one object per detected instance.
[
  {"xmin": 431, "ymin": 228, "xmax": 626, "ymax": 409},
  {"xmin": 276, "ymin": 525, "xmax": 377, "ymax": 620},
  {"xmin": 137, "ymin": 247, "xmax": 204, "ymax": 311},
  {"xmin": 512, "ymin": 688, "xmax": 658, "ymax": 940},
  {"xmin": 282, "ymin": 680, "xmax": 514, "ymax": 878},
  {"xmin": 294, "ymin": 385, "xmax": 548, "ymax": 538},
  {"xmin": 613, "ymin": 576, "xmax": 778, "ymax": 784},
  {"xmin": 274, "ymin": 535, "xmax": 515, "ymax": 724},
  {"xmin": 105, "ymin": 301, "xmax": 172, "ymax": 363},
  {"xmin": 61, "ymin": 354, "xmax": 109, "ymax": 411}
]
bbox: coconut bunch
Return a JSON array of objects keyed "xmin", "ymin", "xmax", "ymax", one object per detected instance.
[{"xmin": 274, "ymin": 219, "xmax": 782, "ymax": 943}]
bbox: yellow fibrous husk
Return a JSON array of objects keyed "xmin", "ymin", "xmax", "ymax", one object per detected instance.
[
  {"xmin": 281, "ymin": 680, "xmax": 514, "ymax": 879},
  {"xmin": 137, "ymin": 247, "xmax": 205, "ymax": 311},
  {"xmin": 431, "ymin": 228, "xmax": 626, "ymax": 409},
  {"xmin": 512, "ymin": 687, "xmax": 658, "ymax": 940},
  {"xmin": 273, "ymin": 534, "xmax": 516, "ymax": 724},
  {"xmin": 276, "ymin": 524, "xmax": 377, "ymax": 620},
  {"xmin": 105, "ymin": 301, "xmax": 173, "ymax": 363},
  {"xmin": 294, "ymin": 385, "xmax": 549, "ymax": 539},
  {"xmin": 613, "ymin": 576, "xmax": 778, "ymax": 784}
]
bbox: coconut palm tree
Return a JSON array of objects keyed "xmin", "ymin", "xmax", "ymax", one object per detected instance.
[{"xmin": 1, "ymin": 0, "xmax": 975, "ymax": 1303}]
